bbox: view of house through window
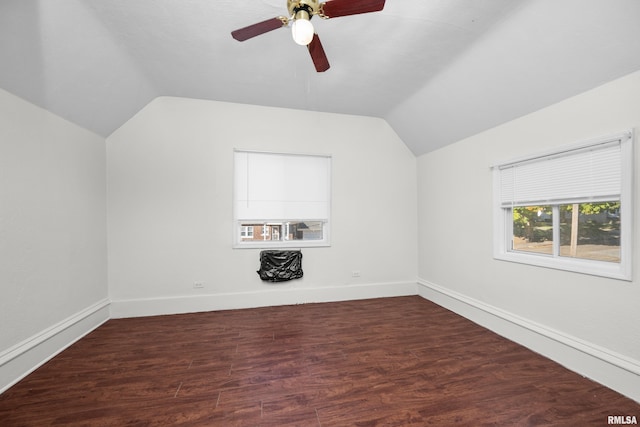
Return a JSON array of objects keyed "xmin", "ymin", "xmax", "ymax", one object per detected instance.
[
  {"xmin": 239, "ymin": 221, "xmax": 324, "ymax": 243},
  {"xmin": 512, "ymin": 201, "xmax": 621, "ymax": 263}
]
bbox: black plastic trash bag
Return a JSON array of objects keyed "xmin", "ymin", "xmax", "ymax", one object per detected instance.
[{"xmin": 257, "ymin": 250, "xmax": 303, "ymax": 282}]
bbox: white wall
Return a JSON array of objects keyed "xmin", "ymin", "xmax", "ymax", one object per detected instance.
[
  {"xmin": 0, "ymin": 88, "xmax": 109, "ymax": 392},
  {"xmin": 416, "ymin": 70, "xmax": 640, "ymax": 401},
  {"xmin": 107, "ymin": 97, "xmax": 417, "ymax": 316}
]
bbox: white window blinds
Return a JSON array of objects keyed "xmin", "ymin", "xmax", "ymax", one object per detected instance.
[
  {"xmin": 234, "ymin": 150, "xmax": 331, "ymax": 221},
  {"xmin": 496, "ymin": 136, "xmax": 627, "ymax": 208}
]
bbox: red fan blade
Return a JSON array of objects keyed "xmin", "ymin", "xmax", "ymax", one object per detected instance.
[
  {"xmin": 308, "ymin": 34, "xmax": 330, "ymax": 72},
  {"xmin": 321, "ymin": 0, "xmax": 385, "ymax": 18},
  {"xmin": 231, "ymin": 17, "xmax": 286, "ymax": 41}
]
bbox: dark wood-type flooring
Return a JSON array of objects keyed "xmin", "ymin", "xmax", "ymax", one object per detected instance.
[{"xmin": 1, "ymin": 296, "xmax": 638, "ymax": 426}]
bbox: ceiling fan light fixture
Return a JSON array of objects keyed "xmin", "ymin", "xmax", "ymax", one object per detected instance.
[
  {"xmin": 231, "ymin": 0, "xmax": 386, "ymax": 72},
  {"xmin": 291, "ymin": 9, "xmax": 314, "ymax": 46}
]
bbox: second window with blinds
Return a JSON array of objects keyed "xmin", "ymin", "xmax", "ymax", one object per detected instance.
[
  {"xmin": 492, "ymin": 131, "xmax": 633, "ymax": 280},
  {"xmin": 233, "ymin": 150, "xmax": 331, "ymax": 248}
]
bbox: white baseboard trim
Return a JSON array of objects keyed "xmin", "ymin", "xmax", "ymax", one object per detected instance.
[
  {"xmin": 110, "ymin": 281, "xmax": 418, "ymax": 319},
  {"xmin": 417, "ymin": 278, "xmax": 640, "ymax": 403},
  {"xmin": 0, "ymin": 299, "xmax": 110, "ymax": 394}
]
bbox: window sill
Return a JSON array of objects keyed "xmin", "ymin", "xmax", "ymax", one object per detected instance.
[
  {"xmin": 233, "ymin": 241, "xmax": 330, "ymax": 249},
  {"xmin": 494, "ymin": 251, "xmax": 631, "ymax": 281}
]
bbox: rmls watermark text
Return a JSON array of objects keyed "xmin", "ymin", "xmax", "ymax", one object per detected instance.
[{"xmin": 608, "ymin": 415, "xmax": 638, "ymax": 425}]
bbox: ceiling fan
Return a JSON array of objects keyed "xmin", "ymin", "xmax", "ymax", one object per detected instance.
[{"xmin": 231, "ymin": 0, "xmax": 386, "ymax": 72}]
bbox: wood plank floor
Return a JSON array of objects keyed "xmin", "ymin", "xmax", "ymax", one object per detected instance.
[{"xmin": 1, "ymin": 296, "xmax": 638, "ymax": 426}]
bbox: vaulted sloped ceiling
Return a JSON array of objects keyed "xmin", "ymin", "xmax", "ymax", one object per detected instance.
[{"xmin": 1, "ymin": 0, "xmax": 639, "ymax": 155}]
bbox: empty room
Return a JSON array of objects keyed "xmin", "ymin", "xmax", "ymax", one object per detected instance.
[{"xmin": 1, "ymin": 0, "xmax": 639, "ymax": 425}]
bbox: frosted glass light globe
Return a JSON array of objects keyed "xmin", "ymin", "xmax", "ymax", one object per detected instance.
[{"xmin": 292, "ymin": 18, "xmax": 314, "ymax": 46}]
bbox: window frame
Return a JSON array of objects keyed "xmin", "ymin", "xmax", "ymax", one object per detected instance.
[
  {"xmin": 233, "ymin": 149, "xmax": 332, "ymax": 249},
  {"xmin": 239, "ymin": 226, "xmax": 254, "ymax": 239},
  {"xmin": 492, "ymin": 130, "xmax": 633, "ymax": 281}
]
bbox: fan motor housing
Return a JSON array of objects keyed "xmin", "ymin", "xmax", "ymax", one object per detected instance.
[{"xmin": 287, "ymin": 0, "xmax": 320, "ymax": 17}]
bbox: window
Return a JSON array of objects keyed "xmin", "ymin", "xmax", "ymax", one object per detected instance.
[
  {"xmin": 492, "ymin": 130, "xmax": 633, "ymax": 280},
  {"xmin": 233, "ymin": 150, "xmax": 331, "ymax": 248},
  {"xmin": 239, "ymin": 226, "xmax": 254, "ymax": 239}
]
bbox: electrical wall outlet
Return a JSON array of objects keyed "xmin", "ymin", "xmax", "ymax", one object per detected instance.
[{"xmin": 193, "ymin": 281, "xmax": 204, "ymax": 289}]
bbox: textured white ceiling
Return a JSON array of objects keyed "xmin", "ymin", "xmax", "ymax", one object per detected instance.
[{"xmin": 1, "ymin": 0, "xmax": 639, "ymax": 155}]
